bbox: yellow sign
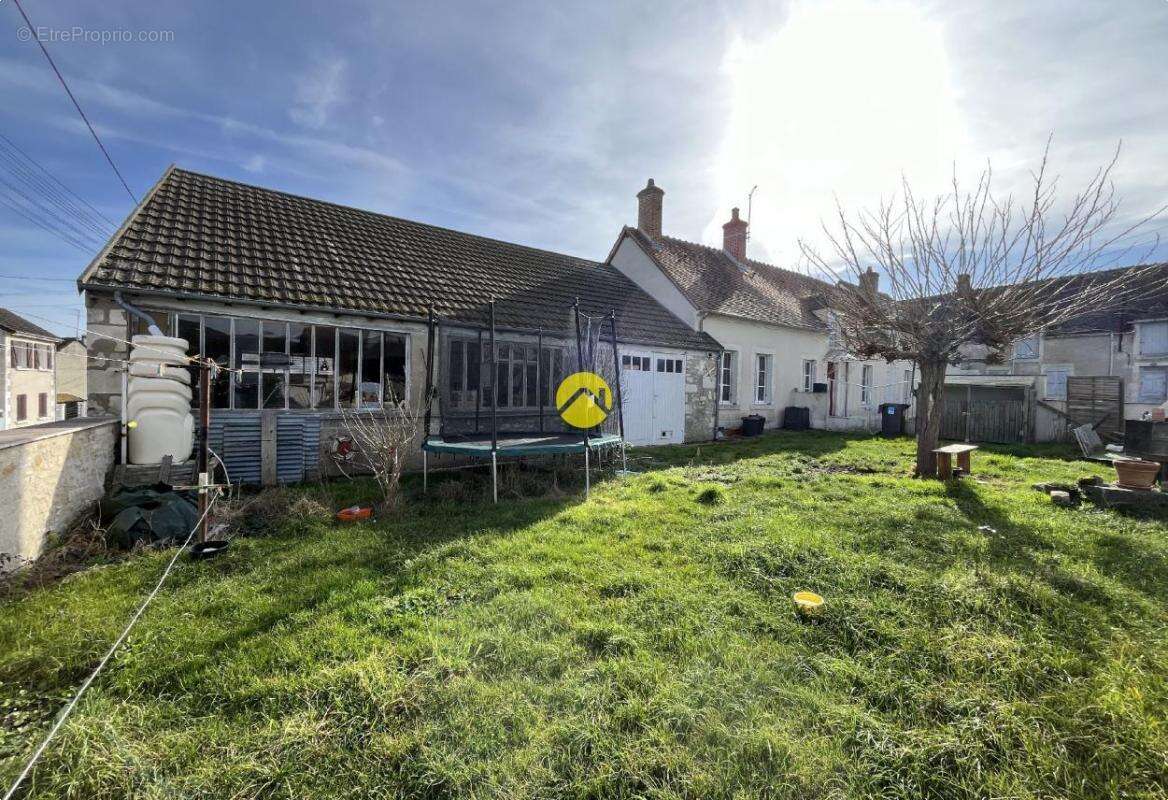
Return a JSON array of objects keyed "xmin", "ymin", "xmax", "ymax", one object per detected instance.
[{"xmin": 555, "ymin": 371, "xmax": 612, "ymax": 429}]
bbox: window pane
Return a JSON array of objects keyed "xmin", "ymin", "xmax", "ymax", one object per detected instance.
[
  {"xmin": 262, "ymin": 321, "xmax": 287, "ymax": 409},
  {"xmin": 466, "ymin": 340, "xmax": 480, "ymax": 395},
  {"xmin": 383, "ymin": 333, "xmax": 406, "ymax": 403},
  {"xmin": 1139, "ymin": 368, "xmax": 1167, "ymax": 403},
  {"xmin": 338, "ymin": 328, "xmax": 359, "ymax": 407},
  {"xmin": 203, "ymin": 316, "xmax": 231, "ymax": 409},
  {"xmin": 314, "ymin": 326, "xmax": 336, "ymax": 409},
  {"xmin": 449, "ymin": 340, "xmax": 464, "ymax": 393},
  {"xmin": 177, "ymin": 315, "xmax": 201, "ymax": 409},
  {"xmin": 511, "ymin": 360, "xmax": 524, "ymax": 407},
  {"xmin": 360, "ymin": 331, "xmax": 382, "ymax": 407},
  {"xmin": 288, "ymin": 323, "xmax": 312, "ymax": 409},
  {"xmin": 233, "ymin": 319, "xmax": 259, "ymax": 410},
  {"xmin": 1141, "ymin": 322, "xmax": 1168, "ymax": 355},
  {"xmin": 497, "ymin": 361, "xmax": 509, "ymax": 408}
]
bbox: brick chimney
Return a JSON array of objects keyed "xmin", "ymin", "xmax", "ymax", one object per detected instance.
[
  {"xmin": 956, "ymin": 273, "xmax": 972, "ymax": 295},
  {"xmin": 859, "ymin": 268, "xmax": 879, "ymax": 295},
  {"xmin": 636, "ymin": 179, "xmax": 664, "ymax": 238},
  {"xmin": 722, "ymin": 207, "xmax": 748, "ymax": 261}
]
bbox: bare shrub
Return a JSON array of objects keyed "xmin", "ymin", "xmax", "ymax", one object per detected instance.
[{"xmin": 335, "ymin": 390, "xmax": 423, "ymax": 511}]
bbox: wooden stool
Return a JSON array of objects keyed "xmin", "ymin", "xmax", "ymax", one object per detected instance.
[{"xmin": 932, "ymin": 443, "xmax": 979, "ymax": 480}]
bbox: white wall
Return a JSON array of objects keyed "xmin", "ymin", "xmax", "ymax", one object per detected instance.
[
  {"xmin": 608, "ymin": 235, "xmax": 702, "ymax": 331},
  {"xmin": 703, "ymin": 314, "xmax": 913, "ymax": 433}
]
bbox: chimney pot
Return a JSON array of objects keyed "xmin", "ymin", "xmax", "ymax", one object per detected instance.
[
  {"xmin": 957, "ymin": 273, "xmax": 972, "ymax": 294},
  {"xmin": 722, "ymin": 206, "xmax": 748, "ymax": 261},
  {"xmin": 636, "ymin": 179, "xmax": 664, "ymax": 238}
]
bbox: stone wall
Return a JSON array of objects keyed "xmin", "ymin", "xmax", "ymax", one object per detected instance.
[
  {"xmin": 684, "ymin": 352, "xmax": 718, "ymax": 442},
  {"xmin": 85, "ymin": 293, "xmax": 131, "ymax": 418},
  {"xmin": 0, "ymin": 418, "xmax": 117, "ymax": 569}
]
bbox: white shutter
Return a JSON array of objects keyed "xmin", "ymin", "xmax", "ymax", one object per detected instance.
[
  {"xmin": 1138, "ymin": 368, "xmax": 1168, "ymax": 403},
  {"xmin": 1045, "ymin": 369, "xmax": 1068, "ymax": 400},
  {"xmin": 1139, "ymin": 322, "xmax": 1168, "ymax": 355}
]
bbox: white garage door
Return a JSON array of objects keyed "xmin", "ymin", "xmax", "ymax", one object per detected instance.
[{"xmin": 620, "ymin": 352, "xmax": 685, "ymax": 445}]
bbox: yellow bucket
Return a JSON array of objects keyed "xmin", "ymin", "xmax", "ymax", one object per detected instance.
[{"xmin": 792, "ymin": 591, "xmax": 825, "ymax": 617}]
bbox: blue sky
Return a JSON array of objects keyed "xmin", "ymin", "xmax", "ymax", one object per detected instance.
[{"xmin": 2, "ymin": 0, "xmax": 1166, "ymax": 335}]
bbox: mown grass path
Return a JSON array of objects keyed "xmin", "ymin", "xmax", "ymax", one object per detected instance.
[{"xmin": 1, "ymin": 432, "xmax": 1166, "ymax": 799}]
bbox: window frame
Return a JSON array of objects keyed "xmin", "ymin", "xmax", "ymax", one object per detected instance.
[
  {"xmin": 860, "ymin": 363, "xmax": 874, "ymax": 406},
  {"xmin": 719, "ymin": 351, "xmax": 738, "ymax": 405},
  {"xmin": 801, "ymin": 359, "xmax": 817, "ymax": 392},
  {"xmin": 754, "ymin": 353, "xmax": 773, "ymax": 405},
  {"xmin": 37, "ymin": 392, "xmax": 48, "ymax": 418},
  {"xmin": 1044, "ymin": 366, "xmax": 1071, "ymax": 400},
  {"xmin": 16, "ymin": 394, "xmax": 27, "ymax": 421},
  {"xmin": 1137, "ymin": 366, "xmax": 1168, "ymax": 404},
  {"xmin": 1012, "ymin": 333, "xmax": 1041, "ymax": 361}
]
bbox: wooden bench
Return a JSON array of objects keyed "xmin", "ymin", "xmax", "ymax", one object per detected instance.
[{"xmin": 932, "ymin": 443, "xmax": 979, "ymax": 480}]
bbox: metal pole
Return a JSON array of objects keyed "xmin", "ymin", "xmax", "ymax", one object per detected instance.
[
  {"xmin": 423, "ymin": 307, "xmax": 436, "ymax": 442},
  {"xmin": 489, "ymin": 301, "xmax": 498, "ymax": 453},
  {"xmin": 965, "ymin": 383, "xmax": 972, "ymax": 443},
  {"xmin": 584, "ymin": 445, "xmax": 590, "ymax": 499},
  {"xmin": 197, "ymin": 359, "xmax": 211, "ymax": 544},
  {"xmin": 475, "ymin": 329, "xmax": 483, "ymax": 435},
  {"xmin": 573, "ymin": 299, "xmax": 588, "ymax": 448},
  {"xmin": 491, "ymin": 451, "xmax": 498, "ymax": 504},
  {"xmin": 537, "ymin": 327, "xmax": 544, "ymax": 433},
  {"xmin": 609, "ymin": 310, "xmax": 628, "ymax": 472},
  {"xmin": 120, "ymin": 367, "xmax": 128, "ymax": 464},
  {"xmin": 422, "ymin": 450, "xmax": 428, "ymax": 494}
]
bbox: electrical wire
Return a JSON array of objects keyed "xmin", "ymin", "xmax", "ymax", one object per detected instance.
[
  {"xmin": 0, "ymin": 141, "xmax": 113, "ymax": 242},
  {"xmin": 0, "ymin": 489, "xmax": 220, "ymax": 800},
  {"xmin": 0, "ymin": 133, "xmax": 118, "ymax": 229},
  {"xmin": 9, "ymin": 0, "xmax": 138, "ymax": 205}
]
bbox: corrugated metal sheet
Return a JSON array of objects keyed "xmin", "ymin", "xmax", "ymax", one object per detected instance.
[{"xmin": 203, "ymin": 413, "xmax": 322, "ymax": 486}]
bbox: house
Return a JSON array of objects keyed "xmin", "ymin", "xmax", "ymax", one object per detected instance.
[
  {"xmin": 0, "ymin": 309, "xmax": 60, "ymax": 431},
  {"xmin": 947, "ymin": 263, "xmax": 1168, "ymax": 442},
  {"xmin": 606, "ymin": 180, "xmax": 916, "ymax": 434},
  {"xmin": 55, "ymin": 337, "xmax": 88, "ymax": 420},
  {"xmin": 77, "ymin": 167, "xmax": 722, "ymax": 479}
]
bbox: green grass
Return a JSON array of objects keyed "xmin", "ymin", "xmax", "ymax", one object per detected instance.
[{"xmin": 2, "ymin": 431, "xmax": 1167, "ymax": 799}]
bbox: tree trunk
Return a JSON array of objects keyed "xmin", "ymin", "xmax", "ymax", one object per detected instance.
[{"xmin": 914, "ymin": 359, "xmax": 948, "ymax": 478}]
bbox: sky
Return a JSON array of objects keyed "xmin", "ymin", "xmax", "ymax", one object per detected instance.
[{"xmin": 1, "ymin": 0, "xmax": 1166, "ymax": 335}]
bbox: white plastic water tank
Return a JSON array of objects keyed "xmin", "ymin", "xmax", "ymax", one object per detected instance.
[{"xmin": 126, "ymin": 335, "xmax": 195, "ymax": 465}]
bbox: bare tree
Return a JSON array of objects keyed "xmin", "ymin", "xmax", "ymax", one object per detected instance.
[
  {"xmin": 801, "ymin": 143, "xmax": 1164, "ymax": 477},
  {"xmin": 335, "ymin": 388, "xmax": 423, "ymax": 511}
]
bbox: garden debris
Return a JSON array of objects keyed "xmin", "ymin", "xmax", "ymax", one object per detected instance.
[
  {"xmin": 1050, "ymin": 490, "xmax": 1075, "ymax": 507},
  {"xmin": 336, "ymin": 505, "xmax": 373, "ymax": 522}
]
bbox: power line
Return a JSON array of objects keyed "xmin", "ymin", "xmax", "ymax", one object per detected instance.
[
  {"xmin": 0, "ymin": 133, "xmax": 118, "ymax": 228},
  {"xmin": 0, "ymin": 172, "xmax": 106, "ymax": 250},
  {"xmin": 0, "ymin": 273, "xmax": 82, "ymax": 281},
  {"xmin": 10, "ymin": 0, "xmax": 138, "ymax": 205},
  {"xmin": 0, "ymin": 142, "xmax": 113, "ymax": 241}
]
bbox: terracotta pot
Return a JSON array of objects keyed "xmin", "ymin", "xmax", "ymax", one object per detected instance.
[{"xmin": 1114, "ymin": 459, "xmax": 1161, "ymax": 490}]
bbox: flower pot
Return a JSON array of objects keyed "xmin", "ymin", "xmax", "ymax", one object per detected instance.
[{"xmin": 1114, "ymin": 459, "xmax": 1161, "ymax": 490}]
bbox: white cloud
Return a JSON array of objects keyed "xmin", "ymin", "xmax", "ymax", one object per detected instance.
[{"xmin": 288, "ymin": 57, "xmax": 347, "ymax": 130}]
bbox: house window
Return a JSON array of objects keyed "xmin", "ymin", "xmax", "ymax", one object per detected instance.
[
  {"xmin": 16, "ymin": 394, "xmax": 26, "ymax": 421},
  {"xmin": 1013, "ymin": 334, "xmax": 1040, "ymax": 360},
  {"xmin": 802, "ymin": 359, "xmax": 816, "ymax": 391},
  {"xmin": 314, "ymin": 326, "xmax": 337, "ymax": 409},
  {"xmin": 719, "ymin": 351, "xmax": 737, "ymax": 404},
  {"xmin": 456, "ymin": 339, "xmax": 565, "ymax": 410},
  {"xmin": 1139, "ymin": 321, "xmax": 1168, "ymax": 356},
  {"xmin": 755, "ymin": 354, "xmax": 773, "ymax": 403},
  {"xmin": 622, "ymin": 354, "xmax": 651, "ymax": 371},
  {"xmin": 1045, "ymin": 368, "xmax": 1070, "ymax": 400},
  {"xmin": 1138, "ymin": 367, "xmax": 1168, "ymax": 404},
  {"xmin": 233, "ymin": 318, "xmax": 260, "ymax": 409},
  {"xmin": 38, "ymin": 392, "xmax": 48, "ymax": 418},
  {"xmin": 861, "ymin": 364, "xmax": 874, "ymax": 406},
  {"xmin": 656, "ymin": 357, "xmax": 683, "ymax": 374}
]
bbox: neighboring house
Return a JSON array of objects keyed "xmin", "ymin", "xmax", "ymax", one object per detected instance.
[
  {"xmin": 77, "ymin": 167, "xmax": 722, "ymax": 479},
  {"xmin": 947, "ymin": 263, "xmax": 1168, "ymax": 442},
  {"xmin": 55, "ymin": 337, "xmax": 88, "ymax": 420},
  {"xmin": 606, "ymin": 180, "xmax": 915, "ymax": 434},
  {"xmin": 0, "ymin": 309, "xmax": 60, "ymax": 431}
]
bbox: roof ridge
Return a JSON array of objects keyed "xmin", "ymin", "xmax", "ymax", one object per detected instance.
[
  {"xmin": 659, "ymin": 233, "xmax": 833, "ymax": 291},
  {"xmin": 169, "ymin": 166, "xmax": 606, "ymax": 270}
]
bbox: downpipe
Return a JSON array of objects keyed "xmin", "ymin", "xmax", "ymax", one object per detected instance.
[{"xmin": 114, "ymin": 291, "xmax": 163, "ymax": 336}]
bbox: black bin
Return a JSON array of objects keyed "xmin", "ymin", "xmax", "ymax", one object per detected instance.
[
  {"xmin": 741, "ymin": 414, "xmax": 766, "ymax": 437},
  {"xmin": 782, "ymin": 406, "xmax": 811, "ymax": 430},
  {"xmin": 878, "ymin": 403, "xmax": 909, "ymax": 437}
]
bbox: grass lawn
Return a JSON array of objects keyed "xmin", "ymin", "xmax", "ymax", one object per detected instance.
[{"xmin": 2, "ymin": 431, "xmax": 1167, "ymax": 799}]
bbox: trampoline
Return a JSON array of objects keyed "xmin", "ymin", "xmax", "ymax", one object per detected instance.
[{"xmin": 421, "ymin": 299, "xmax": 627, "ymax": 501}]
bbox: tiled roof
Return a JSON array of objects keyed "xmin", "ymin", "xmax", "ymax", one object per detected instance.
[
  {"xmin": 0, "ymin": 308, "xmax": 58, "ymax": 340},
  {"xmin": 79, "ymin": 168, "xmax": 719, "ymax": 351},
  {"xmin": 1041, "ymin": 262, "xmax": 1168, "ymax": 335},
  {"xmin": 621, "ymin": 228, "xmax": 833, "ymax": 330}
]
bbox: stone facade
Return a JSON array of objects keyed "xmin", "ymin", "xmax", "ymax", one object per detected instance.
[
  {"xmin": 0, "ymin": 418, "xmax": 117, "ymax": 568},
  {"xmin": 84, "ymin": 292, "xmax": 132, "ymax": 418},
  {"xmin": 684, "ymin": 351, "xmax": 718, "ymax": 441}
]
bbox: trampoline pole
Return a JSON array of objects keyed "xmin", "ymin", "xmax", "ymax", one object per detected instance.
[
  {"xmin": 537, "ymin": 327, "xmax": 544, "ymax": 433},
  {"xmin": 492, "ymin": 451, "xmax": 498, "ymax": 504},
  {"xmin": 490, "ymin": 301, "xmax": 498, "ymax": 453},
  {"xmin": 423, "ymin": 449, "xmax": 428, "ymax": 493},
  {"xmin": 584, "ymin": 446, "xmax": 590, "ymax": 499},
  {"xmin": 609, "ymin": 309, "xmax": 628, "ymax": 473},
  {"xmin": 475, "ymin": 329, "xmax": 483, "ymax": 435},
  {"xmin": 573, "ymin": 298, "xmax": 588, "ymax": 451},
  {"xmin": 424, "ymin": 307, "xmax": 436, "ymax": 442}
]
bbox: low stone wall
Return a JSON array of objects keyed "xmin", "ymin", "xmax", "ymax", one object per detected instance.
[{"xmin": 0, "ymin": 418, "xmax": 118, "ymax": 569}]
